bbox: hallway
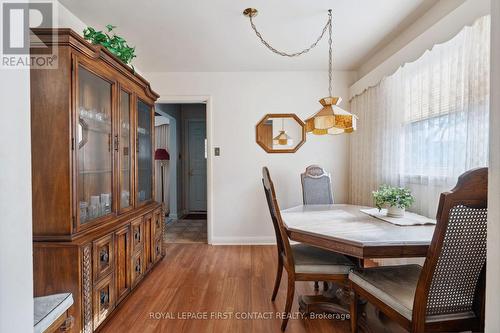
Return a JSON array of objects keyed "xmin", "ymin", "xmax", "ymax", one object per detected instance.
[{"xmin": 165, "ymin": 219, "xmax": 207, "ymax": 243}]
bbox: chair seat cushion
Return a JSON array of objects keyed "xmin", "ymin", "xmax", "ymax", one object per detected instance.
[
  {"xmin": 291, "ymin": 244, "xmax": 354, "ymax": 275},
  {"xmin": 349, "ymin": 265, "xmax": 477, "ymax": 323},
  {"xmin": 349, "ymin": 265, "xmax": 421, "ymax": 320}
]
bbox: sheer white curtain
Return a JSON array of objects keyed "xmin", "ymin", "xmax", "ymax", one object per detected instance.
[
  {"xmin": 350, "ymin": 16, "xmax": 490, "ymax": 218},
  {"xmin": 155, "ymin": 124, "xmax": 169, "ymax": 210}
]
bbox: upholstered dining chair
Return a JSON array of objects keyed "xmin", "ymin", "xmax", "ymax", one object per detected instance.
[
  {"xmin": 301, "ymin": 165, "xmax": 334, "ymax": 291},
  {"xmin": 262, "ymin": 167, "xmax": 355, "ymax": 331},
  {"xmin": 301, "ymin": 165, "xmax": 334, "ymax": 205},
  {"xmin": 349, "ymin": 168, "xmax": 488, "ymax": 333}
]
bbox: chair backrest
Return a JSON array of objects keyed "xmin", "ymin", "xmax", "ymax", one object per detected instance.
[
  {"xmin": 412, "ymin": 168, "xmax": 488, "ymax": 329},
  {"xmin": 262, "ymin": 167, "xmax": 294, "ymax": 268},
  {"xmin": 301, "ymin": 165, "xmax": 334, "ymax": 205}
]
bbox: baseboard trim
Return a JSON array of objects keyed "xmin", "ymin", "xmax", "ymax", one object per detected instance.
[{"xmin": 210, "ymin": 236, "xmax": 276, "ymax": 245}]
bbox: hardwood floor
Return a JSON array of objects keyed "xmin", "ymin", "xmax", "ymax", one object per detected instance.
[{"xmin": 100, "ymin": 244, "xmax": 350, "ymax": 333}]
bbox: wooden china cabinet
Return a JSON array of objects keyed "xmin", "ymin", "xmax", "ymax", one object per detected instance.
[{"xmin": 30, "ymin": 29, "xmax": 164, "ymax": 333}]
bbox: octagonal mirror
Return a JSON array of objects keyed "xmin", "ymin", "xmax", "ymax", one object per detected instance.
[{"xmin": 256, "ymin": 114, "xmax": 306, "ymax": 153}]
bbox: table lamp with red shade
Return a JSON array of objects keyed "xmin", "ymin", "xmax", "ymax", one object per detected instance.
[{"xmin": 154, "ymin": 148, "xmax": 170, "ymax": 207}]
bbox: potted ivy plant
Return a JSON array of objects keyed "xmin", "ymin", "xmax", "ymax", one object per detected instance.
[
  {"xmin": 83, "ymin": 25, "xmax": 136, "ymax": 67},
  {"xmin": 372, "ymin": 184, "xmax": 415, "ymax": 218}
]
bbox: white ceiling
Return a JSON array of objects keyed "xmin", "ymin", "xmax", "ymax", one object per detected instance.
[{"xmin": 59, "ymin": 0, "xmax": 438, "ymax": 72}]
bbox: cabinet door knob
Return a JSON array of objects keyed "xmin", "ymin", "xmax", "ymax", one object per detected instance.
[
  {"xmin": 134, "ymin": 230, "xmax": 140, "ymax": 241},
  {"xmin": 135, "ymin": 263, "xmax": 141, "ymax": 273}
]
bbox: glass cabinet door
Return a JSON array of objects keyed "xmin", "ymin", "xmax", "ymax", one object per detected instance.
[
  {"xmin": 119, "ymin": 90, "xmax": 132, "ymax": 210},
  {"xmin": 136, "ymin": 99, "xmax": 153, "ymax": 204},
  {"xmin": 77, "ymin": 66, "xmax": 113, "ymax": 224}
]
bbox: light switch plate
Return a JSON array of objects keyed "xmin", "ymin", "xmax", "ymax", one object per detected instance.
[{"xmin": 214, "ymin": 147, "xmax": 220, "ymax": 156}]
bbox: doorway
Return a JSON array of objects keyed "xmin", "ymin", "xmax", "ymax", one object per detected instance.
[{"xmin": 155, "ymin": 102, "xmax": 208, "ymax": 243}]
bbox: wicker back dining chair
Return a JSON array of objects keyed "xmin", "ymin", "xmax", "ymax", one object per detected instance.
[
  {"xmin": 301, "ymin": 165, "xmax": 334, "ymax": 205},
  {"xmin": 262, "ymin": 167, "xmax": 354, "ymax": 331},
  {"xmin": 349, "ymin": 167, "xmax": 488, "ymax": 333}
]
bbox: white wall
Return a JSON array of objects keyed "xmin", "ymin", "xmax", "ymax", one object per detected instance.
[
  {"xmin": 55, "ymin": 0, "xmax": 87, "ymax": 31},
  {"xmin": 0, "ymin": 2, "xmax": 32, "ymax": 331},
  {"xmin": 0, "ymin": 56, "xmax": 33, "ymax": 333},
  {"xmin": 147, "ymin": 71, "xmax": 356, "ymax": 243},
  {"xmin": 486, "ymin": 0, "xmax": 500, "ymax": 331},
  {"xmin": 350, "ymin": 0, "xmax": 490, "ymax": 99}
]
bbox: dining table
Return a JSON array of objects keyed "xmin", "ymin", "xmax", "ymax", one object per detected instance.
[{"xmin": 280, "ymin": 204, "xmax": 436, "ymax": 332}]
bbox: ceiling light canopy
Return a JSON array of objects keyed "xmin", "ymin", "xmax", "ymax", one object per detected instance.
[{"xmin": 244, "ymin": 8, "xmax": 357, "ymax": 135}]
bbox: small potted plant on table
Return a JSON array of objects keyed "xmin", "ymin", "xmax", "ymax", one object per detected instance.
[{"xmin": 372, "ymin": 185, "xmax": 415, "ymax": 218}]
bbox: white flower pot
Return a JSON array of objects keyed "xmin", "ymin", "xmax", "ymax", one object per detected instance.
[{"xmin": 387, "ymin": 206, "xmax": 405, "ymax": 218}]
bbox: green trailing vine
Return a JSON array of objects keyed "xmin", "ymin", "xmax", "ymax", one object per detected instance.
[
  {"xmin": 83, "ymin": 24, "xmax": 136, "ymax": 66},
  {"xmin": 372, "ymin": 184, "xmax": 415, "ymax": 211}
]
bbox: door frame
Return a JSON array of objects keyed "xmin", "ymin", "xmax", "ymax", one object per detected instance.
[
  {"xmin": 183, "ymin": 118, "xmax": 207, "ymax": 213},
  {"xmin": 155, "ymin": 96, "xmax": 214, "ymax": 245}
]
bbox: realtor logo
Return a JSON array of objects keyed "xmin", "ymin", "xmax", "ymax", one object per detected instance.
[{"xmin": 1, "ymin": 0, "xmax": 57, "ymax": 69}]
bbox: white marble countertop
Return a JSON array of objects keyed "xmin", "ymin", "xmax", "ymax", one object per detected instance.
[
  {"xmin": 281, "ymin": 204, "xmax": 435, "ymax": 247},
  {"xmin": 34, "ymin": 293, "xmax": 73, "ymax": 333}
]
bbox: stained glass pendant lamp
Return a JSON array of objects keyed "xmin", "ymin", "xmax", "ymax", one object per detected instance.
[
  {"xmin": 244, "ymin": 8, "xmax": 357, "ymax": 135},
  {"xmin": 272, "ymin": 119, "xmax": 293, "ymax": 146}
]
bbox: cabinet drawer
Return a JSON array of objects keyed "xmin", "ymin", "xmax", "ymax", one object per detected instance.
[
  {"xmin": 93, "ymin": 272, "xmax": 115, "ymax": 329},
  {"xmin": 152, "ymin": 236, "xmax": 162, "ymax": 263},
  {"xmin": 130, "ymin": 217, "xmax": 144, "ymax": 254},
  {"xmin": 93, "ymin": 234, "xmax": 114, "ymax": 283},
  {"xmin": 115, "ymin": 225, "xmax": 131, "ymax": 303},
  {"xmin": 131, "ymin": 249, "xmax": 144, "ymax": 287},
  {"xmin": 153, "ymin": 209, "xmax": 163, "ymax": 239}
]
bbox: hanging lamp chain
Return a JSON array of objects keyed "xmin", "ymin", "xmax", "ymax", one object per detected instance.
[
  {"xmin": 327, "ymin": 9, "xmax": 333, "ymax": 97},
  {"xmin": 248, "ymin": 10, "xmax": 332, "ymax": 58}
]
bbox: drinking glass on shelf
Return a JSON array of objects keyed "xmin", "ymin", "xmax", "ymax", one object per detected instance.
[
  {"xmin": 121, "ymin": 190, "xmax": 130, "ymax": 207},
  {"xmin": 89, "ymin": 195, "xmax": 101, "ymax": 219},
  {"xmin": 101, "ymin": 193, "xmax": 111, "ymax": 214},
  {"xmin": 79, "ymin": 201, "xmax": 88, "ymax": 222}
]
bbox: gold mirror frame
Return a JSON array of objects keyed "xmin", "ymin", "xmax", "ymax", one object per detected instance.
[{"xmin": 255, "ymin": 113, "xmax": 306, "ymax": 154}]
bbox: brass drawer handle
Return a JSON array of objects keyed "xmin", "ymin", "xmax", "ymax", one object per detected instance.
[
  {"xmin": 134, "ymin": 230, "xmax": 141, "ymax": 242},
  {"xmin": 114, "ymin": 135, "xmax": 119, "ymax": 151},
  {"xmin": 99, "ymin": 249, "xmax": 109, "ymax": 264},
  {"xmin": 59, "ymin": 315, "xmax": 74, "ymax": 332},
  {"xmin": 135, "ymin": 263, "xmax": 141, "ymax": 274},
  {"xmin": 100, "ymin": 290, "xmax": 109, "ymax": 306}
]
